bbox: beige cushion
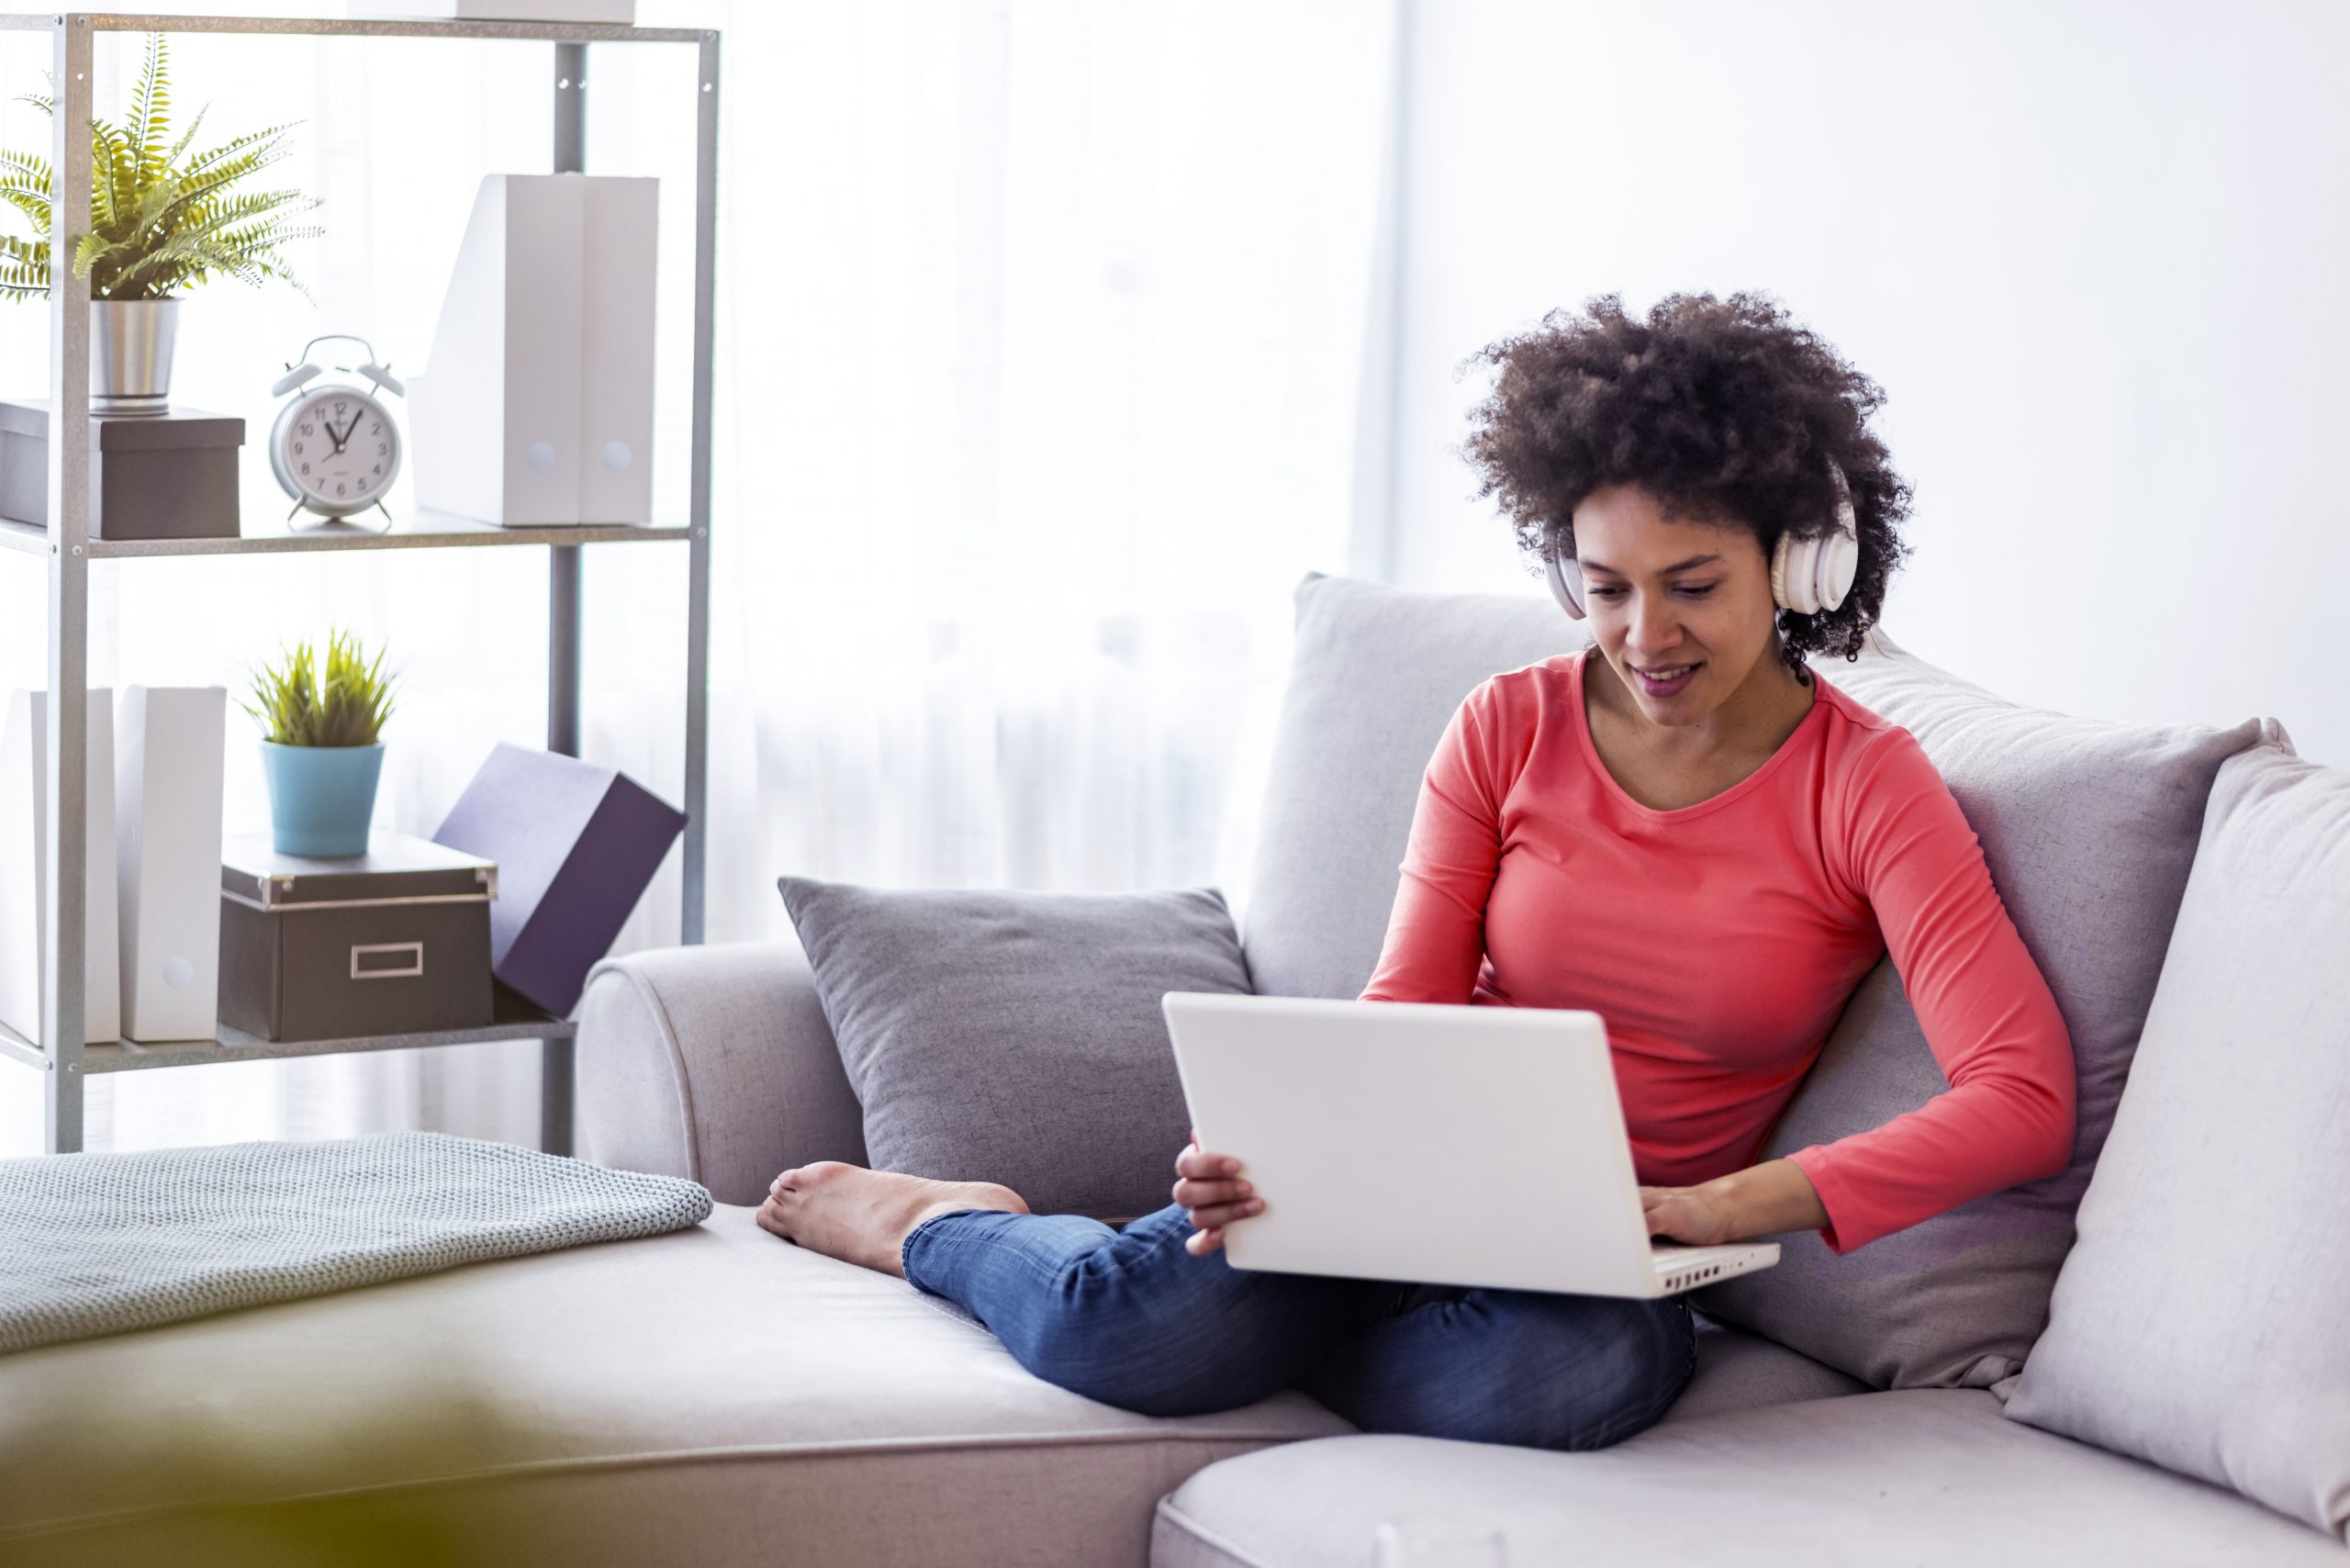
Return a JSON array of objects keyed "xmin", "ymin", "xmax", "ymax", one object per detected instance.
[
  {"xmin": 1695, "ymin": 628, "xmax": 2267, "ymax": 1389},
  {"xmin": 1242, "ymin": 572, "xmax": 1583, "ymax": 1000},
  {"xmin": 0, "ymin": 1204, "xmax": 1346, "ymax": 1568},
  {"xmin": 1665, "ymin": 1313, "xmax": 1868, "ymax": 1422},
  {"xmin": 1151, "ymin": 1390, "xmax": 2348, "ymax": 1568},
  {"xmin": 2005, "ymin": 734, "xmax": 2350, "ymax": 1543},
  {"xmin": 777, "ymin": 879, "xmax": 1252, "ymax": 1220}
]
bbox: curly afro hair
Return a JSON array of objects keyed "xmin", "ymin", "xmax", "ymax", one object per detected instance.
[{"xmin": 1460, "ymin": 291, "xmax": 1914, "ymax": 678}]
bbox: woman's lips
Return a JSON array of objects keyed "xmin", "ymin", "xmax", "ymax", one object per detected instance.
[{"xmin": 1633, "ymin": 661, "xmax": 1699, "ymax": 695}]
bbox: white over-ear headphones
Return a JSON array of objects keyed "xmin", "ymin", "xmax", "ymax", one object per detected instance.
[{"xmin": 1546, "ymin": 458, "xmax": 1862, "ymax": 622}]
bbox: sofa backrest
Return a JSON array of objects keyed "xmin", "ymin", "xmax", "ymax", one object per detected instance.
[
  {"xmin": 1694, "ymin": 625, "xmax": 2270, "ymax": 1388},
  {"xmin": 1243, "ymin": 571, "xmax": 2275, "ymax": 1394},
  {"xmin": 1239, "ymin": 572, "xmax": 1584, "ymax": 999}
]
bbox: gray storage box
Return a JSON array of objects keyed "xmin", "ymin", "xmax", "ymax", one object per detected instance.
[
  {"xmin": 0, "ymin": 398, "xmax": 242, "ymax": 540},
  {"xmin": 219, "ymin": 833, "xmax": 498, "ymax": 1043}
]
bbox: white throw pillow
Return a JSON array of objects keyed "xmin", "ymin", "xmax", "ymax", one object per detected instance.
[{"xmin": 2003, "ymin": 731, "xmax": 2350, "ymax": 1544}]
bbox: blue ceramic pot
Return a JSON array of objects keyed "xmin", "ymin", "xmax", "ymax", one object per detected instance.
[{"xmin": 259, "ymin": 741, "xmax": 384, "ymax": 857}]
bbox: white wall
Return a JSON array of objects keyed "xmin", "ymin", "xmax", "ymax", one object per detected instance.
[{"xmin": 1381, "ymin": 0, "xmax": 2349, "ymax": 765}]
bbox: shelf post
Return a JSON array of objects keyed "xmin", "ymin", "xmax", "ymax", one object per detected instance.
[
  {"xmin": 684, "ymin": 29, "xmax": 718, "ymax": 950},
  {"xmin": 41, "ymin": 15, "xmax": 95, "ymax": 1157},
  {"xmin": 541, "ymin": 38, "xmax": 588, "ymax": 1158},
  {"xmin": 548, "ymin": 37, "xmax": 586, "ymax": 767}
]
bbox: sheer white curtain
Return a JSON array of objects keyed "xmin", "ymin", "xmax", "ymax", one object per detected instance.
[{"xmin": 0, "ymin": 2, "xmax": 1397, "ymax": 1156}]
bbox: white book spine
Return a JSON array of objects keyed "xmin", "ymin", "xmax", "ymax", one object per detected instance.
[
  {"xmin": 577, "ymin": 175, "xmax": 658, "ymax": 524},
  {"xmin": 116, "ymin": 687, "xmax": 226, "ymax": 1042},
  {"xmin": 412, "ymin": 173, "xmax": 658, "ymax": 527},
  {"xmin": 0, "ymin": 689, "xmax": 121, "ymax": 1047}
]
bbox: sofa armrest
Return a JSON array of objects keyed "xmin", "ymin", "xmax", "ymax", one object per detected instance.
[{"xmin": 575, "ymin": 941, "xmax": 867, "ymax": 1206}]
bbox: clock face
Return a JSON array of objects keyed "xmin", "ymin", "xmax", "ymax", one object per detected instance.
[{"xmin": 272, "ymin": 385, "xmax": 401, "ymax": 517}]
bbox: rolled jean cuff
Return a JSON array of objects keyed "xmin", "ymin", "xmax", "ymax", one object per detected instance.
[{"xmin": 899, "ymin": 1206, "xmax": 995, "ymax": 1296}]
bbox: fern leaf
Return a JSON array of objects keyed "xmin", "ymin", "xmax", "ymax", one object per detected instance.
[
  {"xmin": 0, "ymin": 229, "xmax": 51, "ymax": 298},
  {"xmin": 161, "ymin": 103, "xmax": 207, "ymax": 174},
  {"xmin": 0, "ymin": 182, "xmax": 49, "ymax": 231},
  {"xmin": 127, "ymin": 34, "xmax": 172, "ymax": 187},
  {"xmin": 109, "ymin": 232, "xmax": 268, "ymax": 295},
  {"xmin": 0, "ymin": 150, "xmax": 54, "ymax": 189},
  {"xmin": 168, "ymin": 188, "xmax": 316, "ymax": 247},
  {"xmin": 174, "ymin": 121, "xmax": 300, "ymax": 185},
  {"xmin": 86, "ymin": 117, "xmax": 129, "ymax": 233}
]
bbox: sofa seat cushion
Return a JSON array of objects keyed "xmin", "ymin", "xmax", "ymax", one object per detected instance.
[
  {"xmin": 1150, "ymin": 1390, "xmax": 2347, "ymax": 1568},
  {"xmin": 0, "ymin": 1204, "xmax": 1348, "ymax": 1568},
  {"xmin": 1662, "ymin": 1312, "xmax": 1868, "ymax": 1422}
]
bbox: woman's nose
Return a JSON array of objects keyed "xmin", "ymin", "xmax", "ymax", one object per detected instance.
[{"xmin": 1628, "ymin": 594, "xmax": 1679, "ymax": 652}]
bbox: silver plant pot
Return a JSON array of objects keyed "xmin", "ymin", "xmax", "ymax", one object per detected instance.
[{"xmin": 91, "ymin": 297, "xmax": 180, "ymax": 417}]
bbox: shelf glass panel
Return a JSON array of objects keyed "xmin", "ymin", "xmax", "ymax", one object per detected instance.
[
  {"xmin": 0, "ymin": 15, "xmax": 707, "ymax": 45},
  {"xmin": 0, "ymin": 516, "xmax": 48, "ymax": 555},
  {"xmin": 0, "ymin": 510, "xmax": 690, "ymax": 558},
  {"xmin": 0, "ymin": 993, "xmax": 573, "ymax": 1075}
]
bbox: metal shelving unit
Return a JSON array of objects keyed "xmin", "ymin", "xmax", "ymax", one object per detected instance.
[{"xmin": 0, "ymin": 12, "xmax": 720, "ymax": 1157}]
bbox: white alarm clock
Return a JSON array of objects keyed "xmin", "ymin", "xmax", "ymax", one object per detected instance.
[{"xmin": 267, "ymin": 334, "xmax": 407, "ymax": 521}]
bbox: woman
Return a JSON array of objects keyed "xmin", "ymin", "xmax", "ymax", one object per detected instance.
[{"xmin": 758, "ymin": 292, "xmax": 2077, "ymax": 1452}]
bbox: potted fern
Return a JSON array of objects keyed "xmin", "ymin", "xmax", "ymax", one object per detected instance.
[
  {"xmin": 243, "ymin": 631, "xmax": 398, "ymax": 858},
  {"xmin": 0, "ymin": 32, "xmax": 319, "ymax": 414}
]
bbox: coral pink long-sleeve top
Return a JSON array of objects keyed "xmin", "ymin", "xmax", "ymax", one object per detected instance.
[{"xmin": 1359, "ymin": 650, "xmax": 2076, "ymax": 1254}]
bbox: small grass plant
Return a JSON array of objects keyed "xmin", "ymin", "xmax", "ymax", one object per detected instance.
[{"xmin": 243, "ymin": 630, "xmax": 397, "ymax": 748}]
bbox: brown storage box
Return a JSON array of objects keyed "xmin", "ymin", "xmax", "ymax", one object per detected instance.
[
  {"xmin": 218, "ymin": 833, "xmax": 497, "ymax": 1043},
  {"xmin": 0, "ymin": 398, "xmax": 242, "ymax": 540}
]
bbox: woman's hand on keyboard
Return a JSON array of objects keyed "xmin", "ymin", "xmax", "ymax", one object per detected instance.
[
  {"xmin": 1174, "ymin": 1130, "xmax": 1259, "ymax": 1255},
  {"xmin": 1639, "ymin": 1182, "xmax": 1740, "ymax": 1246},
  {"xmin": 1642, "ymin": 1159, "xmax": 1830, "ymax": 1245}
]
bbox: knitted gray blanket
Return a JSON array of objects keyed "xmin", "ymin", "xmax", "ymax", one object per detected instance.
[{"xmin": 0, "ymin": 1132, "xmax": 712, "ymax": 1355}]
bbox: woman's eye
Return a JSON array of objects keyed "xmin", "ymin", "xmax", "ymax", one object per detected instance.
[
  {"xmin": 1588, "ymin": 584, "xmax": 1717, "ymax": 599},
  {"xmin": 1678, "ymin": 585, "xmax": 1718, "ymax": 597}
]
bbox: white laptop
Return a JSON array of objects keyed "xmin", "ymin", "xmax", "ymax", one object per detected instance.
[{"xmin": 1160, "ymin": 992, "xmax": 1782, "ymax": 1299}]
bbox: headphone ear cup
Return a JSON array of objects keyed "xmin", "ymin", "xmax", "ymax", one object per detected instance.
[
  {"xmin": 1818, "ymin": 529, "xmax": 1858, "ymax": 612},
  {"xmin": 1770, "ymin": 530, "xmax": 1805, "ymax": 615},
  {"xmin": 1774, "ymin": 521, "xmax": 1858, "ymax": 615},
  {"xmin": 1546, "ymin": 552, "xmax": 1587, "ymax": 621}
]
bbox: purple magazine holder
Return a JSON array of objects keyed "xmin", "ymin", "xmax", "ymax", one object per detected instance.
[{"xmin": 431, "ymin": 743, "xmax": 687, "ymax": 1017}]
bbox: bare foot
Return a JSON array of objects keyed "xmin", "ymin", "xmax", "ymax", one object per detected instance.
[{"xmin": 756, "ymin": 1161, "xmax": 1029, "ymax": 1277}]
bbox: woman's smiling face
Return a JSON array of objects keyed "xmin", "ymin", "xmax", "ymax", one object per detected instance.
[{"xmin": 1569, "ymin": 483, "xmax": 1792, "ymax": 726}]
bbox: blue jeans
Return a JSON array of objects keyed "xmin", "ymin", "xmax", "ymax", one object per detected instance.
[{"xmin": 901, "ymin": 1201, "xmax": 1697, "ymax": 1451}]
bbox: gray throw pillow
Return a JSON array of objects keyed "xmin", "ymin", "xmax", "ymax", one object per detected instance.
[
  {"xmin": 1243, "ymin": 572, "xmax": 1583, "ymax": 1000},
  {"xmin": 1694, "ymin": 628, "xmax": 2268, "ymax": 1389},
  {"xmin": 2003, "ymin": 734, "xmax": 2349, "ymax": 1543},
  {"xmin": 776, "ymin": 878, "xmax": 1252, "ymax": 1220}
]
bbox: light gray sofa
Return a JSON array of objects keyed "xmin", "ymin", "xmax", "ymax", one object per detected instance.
[
  {"xmin": 1, "ymin": 574, "xmax": 2341, "ymax": 1567},
  {"xmin": 573, "ymin": 576, "xmax": 2349, "ymax": 1565}
]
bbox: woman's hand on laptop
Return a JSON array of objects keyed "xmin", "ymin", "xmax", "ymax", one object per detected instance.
[
  {"xmin": 1173, "ymin": 1130, "xmax": 1260, "ymax": 1255},
  {"xmin": 1639, "ymin": 1183, "xmax": 1741, "ymax": 1246},
  {"xmin": 1641, "ymin": 1159, "xmax": 1831, "ymax": 1245}
]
